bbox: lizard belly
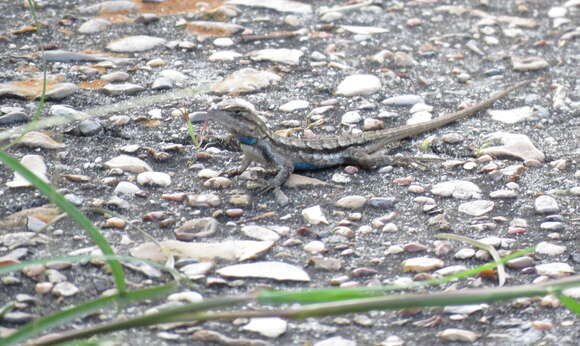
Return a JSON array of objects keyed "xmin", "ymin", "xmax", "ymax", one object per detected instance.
[
  {"xmin": 293, "ymin": 162, "xmax": 322, "ymax": 170},
  {"xmin": 293, "ymin": 151, "xmax": 346, "ymax": 170}
]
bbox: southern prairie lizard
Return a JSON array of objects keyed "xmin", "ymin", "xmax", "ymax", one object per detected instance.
[{"xmin": 207, "ymin": 80, "xmax": 532, "ymax": 201}]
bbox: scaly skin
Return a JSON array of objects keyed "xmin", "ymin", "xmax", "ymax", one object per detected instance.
[{"xmin": 208, "ymin": 80, "xmax": 532, "ymax": 193}]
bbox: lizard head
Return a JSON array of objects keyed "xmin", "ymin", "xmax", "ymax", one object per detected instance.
[{"xmin": 208, "ymin": 98, "xmax": 268, "ymax": 139}]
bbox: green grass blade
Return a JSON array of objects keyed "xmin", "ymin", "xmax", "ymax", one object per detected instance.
[
  {"xmin": 0, "ymin": 302, "xmax": 15, "ymax": 319},
  {"xmin": 0, "ymin": 151, "xmax": 126, "ymax": 293},
  {"xmin": 183, "ymin": 113, "xmax": 200, "ymax": 147},
  {"xmin": 26, "ymin": 0, "xmax": 39, "ymax": 25},
  {"xmin": 279, "ymin": 277, "xmax": 580, "ymax": 319},
  {"xmin": 0, "ymin": 255, "xmax": 181, "ymax": 281},
  {"xmin": 24, "ymin": 295, "xmax": 250, "ymax": 346},
  {"xmin": 19, "ymin": 276, "xmax": 580, "ymax": 345},
  {"xmin": 1, "ymin": 283, "xmax": 176, "ymax": 346},
  {"xmin": 258, "ymin": 247, "xmax": 533, "ymax": 304},
  {"xmin": 556, "ymin": 292, "xmax": 580, "ymax": 315}
]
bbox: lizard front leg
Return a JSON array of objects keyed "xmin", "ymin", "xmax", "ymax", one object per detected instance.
[
  {"xmin": 221, "ymin": 155, "xmax": 252, "ymax": 178},
  {"xmin": 255, "ymin": 141, "xmax": 295, "ymax": 192},
  {"xmin": 252, "ymin": 140, "xmax": 294, "ymax": 206},
  {"xmin": 260, "ymin": 159, "xmax": 293, "ymax": 206}
]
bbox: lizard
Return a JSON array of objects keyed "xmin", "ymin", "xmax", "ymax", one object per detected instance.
[{"xmin": 206, "ymin": 80, "xmax": 532, "ymax": 200}]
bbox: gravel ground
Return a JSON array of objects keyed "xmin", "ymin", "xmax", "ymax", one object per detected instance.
[{"xmin": 0, "ymin": 0, "xmax": 579, "ymax": 345}]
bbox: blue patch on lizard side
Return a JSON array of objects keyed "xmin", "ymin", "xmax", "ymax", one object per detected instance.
[
  {"xmin": 293, "ymin": 162, "xmax": 321, "ymax": 170},
  {"xmin": 238, "ymin": 136, "xmax": 257, "ymax": 145}
]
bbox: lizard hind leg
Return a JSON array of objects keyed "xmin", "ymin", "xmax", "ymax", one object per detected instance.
[
  {"xmin": 344, "ymin": 147, "xmax": 378, "ymax": 169},
  {"xmin": 343, "ymin": 139, "xmax": 404, "ymax": 168}
]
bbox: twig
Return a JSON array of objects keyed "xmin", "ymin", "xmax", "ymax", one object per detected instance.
[{"xmin": 0, "ymin": 85, "xmax": 210, "ymax": 143}]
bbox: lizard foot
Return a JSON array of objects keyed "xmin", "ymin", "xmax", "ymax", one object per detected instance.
[
  {"xmin": 246, "ymin": 180, "xmax": 288, "ymax": 205},
  {"xmin": 253, "ymin": 178, "xmax": 276, "ymax": 194},
  {"xmin": 248, "ymin": 178, "xmax": 288, "ymax": 197},
  {"xmin": 246, "ymin": 179, "xmax": 288, "ymax": 205}
]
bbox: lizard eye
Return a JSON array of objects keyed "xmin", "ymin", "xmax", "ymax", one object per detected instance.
[{"xmin": 231, "ymin": 108, "xmax": 246, "ymax": 116}]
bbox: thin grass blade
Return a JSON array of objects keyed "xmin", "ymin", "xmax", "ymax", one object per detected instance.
[{"xmin": 0, "ymin": 151, "xmax": 127, "ymax": 293}]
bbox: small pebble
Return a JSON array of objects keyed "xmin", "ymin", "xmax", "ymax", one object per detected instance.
[
  {"xmin": 368, "ymin": 197, "xmax": 397, "ymax": 209},
  {"xmin": 279, "ymin": 100, "xmax": 309, "ymax": 112},
  {"xmin": 454, "ymin": 248, "xmax": 475, "ymax": 259},
  {"xmin": 106, "ymin": 35, "xmax": 166, "ymax": 52},
  {"xmin": 102, "ymin": 83, "xmax": 145, "ymax": 96},
  {"xmin": 402, "ymin": 257, "xmax": 444, "ymax": 272},
  {"xmin": 187, "ymin": 194, "xmax": 221, "ymax": 208},
  {"xmin": 341, "ymin": 111, "xmax": 361, "ymax": 124},
  {"xmin": 535, "ymin": 262, "xmax": 574, "ymax": 278},
  {"xmin": 248, "ymin": 48, "xmax": 303, "ymax": 65},
  {"xmin": 535, "ymin": 242, "xmax": 566, "ymax": 256},
  {"xmin": 335, "ymin": 74, "xmax": 381, "ymax": 96},
  {"xmin": 102, "ymin": 71, "xmax": 130, "ymax": 82},
  {"xmin": 304, "ymin": 241, "xmax": 325, "ymax": 254},
  {"xmin": 362, "ymin": 118, "xmax": 384, "ymax": 131},
  {"xmin": 458, "ymin": 200, "xmax": 494, "ymax": 216},
  {"xmin": 383, "ymin": 94, "xmax": 424, "ymax": 106},
  {"xmin": 213, "ymin": 37, "xmax": 234, "ymax": 47},
  {"xmin": 438, "ymin": 328, "xmax": 480, "ymax": 342},
  {"xmin": 302, "ymin": 205, "xmax": 328, "ymax": 225},
  {"xmin": 52, "ymin": 282, "xmax": 80, "ymax": 297},
  {"xmin": 335, "ymin": 195, "xmax": 367, "ymax": 209},
  {"xmin": 137, "ymin": 172, "xmax": 172, "ymax": 187},
  {"xmin": 534, "ymin": 196, "xmax": 559, "ymax": 214}
]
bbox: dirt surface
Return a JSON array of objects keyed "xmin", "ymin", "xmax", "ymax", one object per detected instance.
[{"xmin": 0, "ymin": 0, "xmax": 579, "ymax": 345}]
